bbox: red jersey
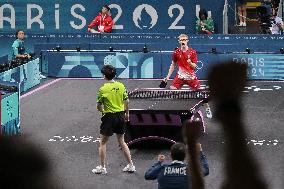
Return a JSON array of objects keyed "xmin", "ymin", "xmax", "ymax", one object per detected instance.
[
  {"xmin": 172, "ymin": 47, "xmax": 198, "ymax": 80},
  {"xmin": 88, "ymin": 13, "xmax": 113, "ymax": 33}
]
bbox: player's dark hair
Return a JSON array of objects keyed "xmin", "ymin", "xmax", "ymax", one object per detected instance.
[
  {"xmin": 199, "ymin": 9, "xmax": 208, "ymax": 20},
  {"xmin": 170, "ymin": 143, "xmax": 186, "ymax": 161},
  {"xmin": 15, "ymin": 29, "xmax": 24, "ymax": 39},
  {"xmin": 103, "ymin": 5, "xmax": 111, "ymax": 11},
  {"xmin": 101, "ymin": 65, "xmax": 116, "ymax": 80}
]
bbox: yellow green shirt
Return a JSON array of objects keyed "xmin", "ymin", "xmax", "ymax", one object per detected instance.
[{"xmin": 97, "ymin": 81, "xmax": 128, "ymax": 113}]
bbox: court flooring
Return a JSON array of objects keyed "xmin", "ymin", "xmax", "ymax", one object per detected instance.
[{"xmin": 19, "ymin": 79, "xmax": 284, "ymax": 189}]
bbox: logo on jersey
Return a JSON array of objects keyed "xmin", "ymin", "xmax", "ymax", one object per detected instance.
[
  {"xmin": 195, "ymin": 60, "xmax": 204, "ymax": 73},
  {"xmin": 133, "ymin": 4, "xmax": 158, "ymax": 29},
  {"xmin": 111, "ymin": 87, "xmax": 120, "ymax": 92}
]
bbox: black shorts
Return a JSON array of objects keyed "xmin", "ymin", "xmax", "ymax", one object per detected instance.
[{"xmin": 100, "ymin": 112, "xmax": 126, "ymax": 136}]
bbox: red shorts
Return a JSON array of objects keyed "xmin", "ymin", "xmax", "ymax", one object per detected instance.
[{"xmin": 171, "ymin": 75, "xmax": 200, "ymax": 90}]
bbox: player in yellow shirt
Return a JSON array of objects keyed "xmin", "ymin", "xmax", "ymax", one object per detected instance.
[{"xmin": 92, "ymin": 65, "xmax": 136, "ymax": 174}]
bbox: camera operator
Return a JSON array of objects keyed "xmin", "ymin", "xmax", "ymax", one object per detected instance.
[
  {"xmin": 257, "ymin": 1, "xmax": 283, "ymax": 34},
  {"xmin": 263, "ymin": 0, "xmax": 280, "ymax": 14},
  {"xmin": 270, "ymin": 11, "xmax": 283, "ymax": 34}
]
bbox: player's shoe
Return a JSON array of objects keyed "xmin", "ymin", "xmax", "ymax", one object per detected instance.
[
  {"xmin": 122, "ymin": 164, "xmax": 136, "ymax": 173},
  {"xmin": 92, "ymin": 165, "xmax": 107, "ymax": 174},
  {"xmin": 206, "ymin": 108, "xmax": 213, "ymax": 119}
]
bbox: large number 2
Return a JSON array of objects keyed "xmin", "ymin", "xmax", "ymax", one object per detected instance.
[
  {"xmin": 109, "ymin": 4, "xmax": 123, "ymax": 29},
  {"xmin": 168, "ymin": 4, "xmax": 185, "ymax": 29},
  {"xmin": 109, "ymin": 4, "xmax": 185, "ymax": 30}
]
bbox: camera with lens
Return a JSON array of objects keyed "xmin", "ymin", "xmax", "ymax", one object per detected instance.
[
  {"xmin": 256, "ymin": 4, "xmax": 273, "ymax": 34},
  {"xmin": 271, "ymin": 19, "xmax": 276, "ymax": 25}
]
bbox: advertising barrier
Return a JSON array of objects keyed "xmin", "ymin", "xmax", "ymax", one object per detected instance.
[{"xmin": 41, "ymin": 51, "xmax": 284, "ymax": 80}]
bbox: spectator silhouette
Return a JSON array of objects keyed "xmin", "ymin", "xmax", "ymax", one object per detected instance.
[
  {"xmin": 0, "ymin": 136, "xmax": 58, "ymax": 189},
  {"xmin": 183, "ymin": 62, "xmax": 268, "ymax": 189}
]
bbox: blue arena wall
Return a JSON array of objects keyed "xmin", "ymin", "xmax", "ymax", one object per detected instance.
[{"xmin": 1, "ymin": 33, "xmax": 284, "ymax": 59}]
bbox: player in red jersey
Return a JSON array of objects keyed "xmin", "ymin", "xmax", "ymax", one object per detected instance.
[{"xmin": 163, "ymin": 34, "xmax": 212, "ymax": 118}]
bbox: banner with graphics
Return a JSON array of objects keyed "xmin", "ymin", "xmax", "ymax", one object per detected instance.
[
  {"xmin": 0, "ymin": 0, "xmax": 227, "ymax": 34},
  {"xmin": 42, "ymin": 51, "xmax": 162, "ymax": 78},
  {"xmin": 226, "ymin": 54, "xmax": 284, "ymax": 80},
  {"xmin": 41, "ymin": 51, "xmax": 284, "ymax": 80}
]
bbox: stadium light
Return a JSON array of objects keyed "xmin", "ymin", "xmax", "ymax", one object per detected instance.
[
  {"xmin": 143, "ymin": 44, "xmax": 148, "ymax": 53},
  {"xmin": 245, "ymin": 48, "xmax": 251, "ymax": 54},
  {"xmin": 211, "ymin": 48, "xmax": 217, "ymax": 54},
  {"xmin": 55, "ymin": 45, "xmax": 61, "ymax": 52},
  {"xmin": 109, "ymin": 46, "xmax": 114, "ymax": 52}
]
